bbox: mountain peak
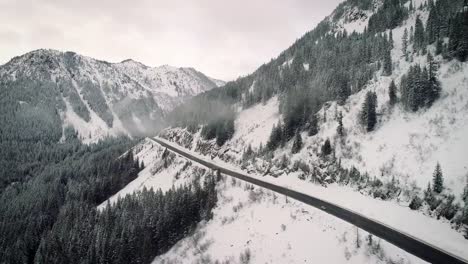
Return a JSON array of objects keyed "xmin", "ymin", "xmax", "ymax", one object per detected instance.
[{"xmin": 118, "ymin": 58, "xmax": 149, "ymax": 69}]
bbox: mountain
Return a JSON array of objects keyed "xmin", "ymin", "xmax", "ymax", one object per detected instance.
[
  {"xmin": 2, "ymin": 0, "xmax": 468, "ymax": 263},
  {"xmin": 166, "ymin": 0, "xmax": 468, "ymax": 197},
  {"xmin": 0, "ymin": 49, "xmax": 224, "ymax": 142},
  {"xmin": 106, "ymin": 0, "xmax": 468, "ymax": 262}
]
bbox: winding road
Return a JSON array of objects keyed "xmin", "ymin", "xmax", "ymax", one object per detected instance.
[{"xmin": 149, "ymin": 137, "xmax": 468, "ymax": 264}]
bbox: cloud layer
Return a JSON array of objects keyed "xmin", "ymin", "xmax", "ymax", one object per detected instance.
[{"xmin": 0, "ymin": 0, "xmax": 342, "ymax": 80}]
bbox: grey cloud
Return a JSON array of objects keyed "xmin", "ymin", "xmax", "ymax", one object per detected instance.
[{"xmin": 0, "ymin": 0, "xmax": 343, "ymax": 80}]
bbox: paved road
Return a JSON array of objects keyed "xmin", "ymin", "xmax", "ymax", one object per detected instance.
[{"xmin": 150, "ymin": 137, "xmax": 468, "ymax": 264}]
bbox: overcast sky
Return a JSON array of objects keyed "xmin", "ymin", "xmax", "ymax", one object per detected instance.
[{"xmin": 0, "ymin": 0, "xmax": 342, "ymax": 81}]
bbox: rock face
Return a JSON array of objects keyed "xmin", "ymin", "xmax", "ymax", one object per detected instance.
[{"xmin": 0, "ymin": 49, "xmax": 224, "ymax": 141}]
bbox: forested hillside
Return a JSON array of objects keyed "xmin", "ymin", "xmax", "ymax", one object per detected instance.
[
  {"xmin": 0, "ymin": 135, "xmax": 218, "ymax": 263},
  {"xmin": 0, "ymin": 50, "xmax": 223, "ymax": 262},
  {"xmin": 168, "ymin": 0, "xmax": 467, "ymax": 146},
  {"xmin": 158, "ymin": 0, "xmax": 468, "ymax": 249}
]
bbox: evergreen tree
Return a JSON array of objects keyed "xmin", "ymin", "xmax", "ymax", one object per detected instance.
[
  {"xmin": 433, "ymin": 162, "xmax": 444, "ymax": 193},
  {"xmin": 410, "ymin": 26, "xmax": 414, "ymax": 43},
  {"xmin": 359, "ymin": 91, "xmax": 378, "ymax": 132},
  {"xmin": 321, "ymin": 139, "xmax": 332, "ymax": 156},
  {"xmin": 267, "ymin": 122, "xmax": 283, "ymax": 150},
  {"xmin": 389, "ymin": 80, "xmax": 397, "ymax": 106},
  {"xmin": 427, "ymin": 4, "xmax": 440, "ymax": 44},
  {"xmin": 402, "ymin": 28, "xmax": 409, "ymax": 60},
  {"xmin": 308, "ymin": 114, "xmax": 319, "ymax": 136},
  {"xmin": 367, "ymin": 0, "xmax": 409, "ymax": 33},
  {"xmin": 389, "ymin": 30, "xmax": 394, "ymax": 49},
  {"xmin": 337, "ymin": 111, "xmax": 344, "ymax": 137},
  {"xmin": 400, "ymin": 62, "xmax": 441, "ymax": 111},
  {"xmin": 383, "ymin": 47, "xmax": 393, "ymax": 76},
  {"xmin": 409, "ymin": 196, "xmax": 423, "ymax": 210},
  {"xmin": 291, "ymin": 130, "xmax": 303, "ymax": 154},
  {"xmin": 436, "ymin": 38, "xmax": 443, "ymax": 55},
  {"xmin": 337, "ymin": 77, "xmax": 351, "ymax": 105},
  {"xmin": 414, "ymin": 15, "xmax": 426, "ymax": 51},
  {"xmin": 448, "ymin": 8, "xmax": 468, "ymax": 62},
  {"xmin": 426, "ymin": 52, "xmax": 441, "ymax": 106},
  {"xmin": 243, "ymin": 144, "xmax": 254, "ymax": 161}
]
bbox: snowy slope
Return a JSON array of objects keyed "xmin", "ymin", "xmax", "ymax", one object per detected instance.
[
  {"xmin": 144, "ymin": 136, "xmax": 468, "ymax": 260},
  {"xmin": 166, "ymin": 4, "xmax": 468, "ymax": 198},
  {"xmin": 98, "ymin": 138, "xmax": 208, "ymax": 209},
  {"xmin": 315, "ymin": 7, "xmax": 468, "ymax": 196},
  {"xmin": 0, "ymin": 49, "xmax": 224, "ymax": 142},
  {"xmin": 155, "ymin": 177, "xmax": 424, "ymax": 264},
  {"xmin": 99, "ymin": 0, "xmax": 468, "ymax": 261},
  {"xmin": 138, "ymin": 1, "xmax": 468, "ymax": 260},
  {"xmin": 101, "ymin": 138, "xmax": 426, "ymax": 264},
  {"xmin": 230, "ymin": 96, "xmax": 280, "ymax": 149}
]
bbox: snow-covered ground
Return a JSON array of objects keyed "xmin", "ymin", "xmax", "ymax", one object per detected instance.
[
  {"xmin": 230, "ymin": 96, "xmax": 280, "ymax": 149},
  {"xmin": 154, "ymin": 176, "xmax": 424, "ymax": 264},
  {"xmin": 101, "ymin": 139, "xmax": 426, "ymax": 264},
  {"xmin": 150, "ymin": 136, "xmax": 468, "ymax": 261},
  {"xmin": 101, "ymin": 1, "xmax": 468, "ymax": 262}
]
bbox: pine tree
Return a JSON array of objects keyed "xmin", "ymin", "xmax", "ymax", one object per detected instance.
[
  {"xmin": 321, "ymin": 139, "xmax": 332, "ymax": 156},
  {"xmin": 337, "ymin": 111, "xmax": 344, "ymax": 137},
  {"xmin": 243, "ymin": 144, "xmax": 254, "ymax": 161},
  {"xmin": 291, "ymin": 130, "xmax": 303, "ymax": 154},
  {"xmin": 427, "ymin": 5, "xmax": 440, "ymax": 44},
  {"xmin": 337, "ymin": 76, "xmax": 351, "ymax": 105},
  {"xmin": 308, "ymin": 114, "xmax": 319, "ymax": 136},
  {"xmin": 448, "ymin": 8, "xmax": 468, "ymax": 62},
  {"xmin": 402, "ymin": 28, "xmax": 409, "ymax": 60},
  {"xmin": 414, "ymin": 15, "xmax": 426, "ymax": 51},
  {"xmin": 426, "ymin": 52, "xmax": 441, "ymax": 107},
  {"xmin": 389, "ymin": 30, "xmax": 394, "ymax": 49},
  {"xmin": 436, "ymin": 38, "xmax": 443, "ymax": 55},
  {"xmin": 410, "ymin": 26, "xmax": 414, "ymax": 43},
  {"xmin": 424, "ymin": 182, "xmax": 432, "ymax": 200},
  {"xmin": 383, "ymin": 47, "xmax": 392, "ymax": 76},
  {"xmin": 432, "ymin": 162, "xmax": 444, "ymax": 194},
  {"xmin": 267, "ymin": 122, "xmax": 283, "ymax": 150},
  {"xmin": 359, "ymin": 91, "xmax": 378, "ymax": 132},
  {"xmin": 389, "ymin": 80, "xmax": 397, "ymax": 106}
]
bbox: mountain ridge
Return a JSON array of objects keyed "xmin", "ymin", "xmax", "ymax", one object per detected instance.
[{"xmin": 0, "ymin": 48, "xmax": 225, "ymax": 142}]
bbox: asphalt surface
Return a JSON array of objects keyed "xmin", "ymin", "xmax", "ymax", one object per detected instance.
[{"xmin": 150, "ymin": 137, "xmax": 468, "ymax": 264}]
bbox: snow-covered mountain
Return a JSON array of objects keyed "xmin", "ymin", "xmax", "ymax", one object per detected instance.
[
  {"xmin": 0, "ymin": 49, "xmax": 224, "ymax": 142},
  {"xmin": 100, "ymin": 0, "xmax": 468, "ymax": 262}
]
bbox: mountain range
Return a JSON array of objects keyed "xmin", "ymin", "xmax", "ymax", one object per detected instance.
[{"xmin": 0, "ymin": 49, "xmax": 224, "ymax": 142}]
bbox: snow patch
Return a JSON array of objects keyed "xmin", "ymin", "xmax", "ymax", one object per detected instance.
[{"xmin": 231, "ymin": 97, "xmax": 280, "ymax": 150}]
